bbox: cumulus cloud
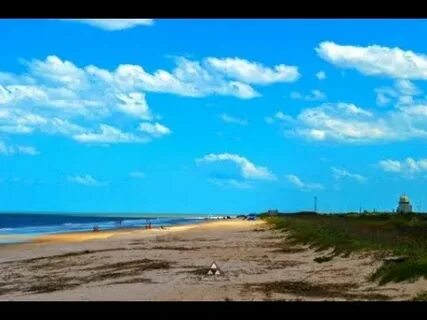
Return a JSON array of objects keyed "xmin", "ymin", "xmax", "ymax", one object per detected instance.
[
  {"xmin": 68, "ymin": 174, "xmax": 106, "ymax": 186},
  {"xmin": 63, "ymin": 19, "xmax": 154, "ymax": 31},
  {"xmin": 378, "ymin": 157, "xmax": 427, "ymax": 176},
  {"xmin": 138, "ymin": 122, "xmax": 171, "ymax": 138},
  {"xmin": 290, "ymin": 89, "xmax": 326, "ymax": 101},
  {"xmin": 73, "ymin": 124, "xmax": 148, "ymax": 144},
  {"xmin": 317, "ymin": 41, "xmax": 427, "ymax": 80},
  {"xmin": 316, "ymin": 71, "xmax": 326, "ymax": 80},
  {"xmin": 0, "ymin": 141, "xmax": 39, "ymax": 156},
  {"xmin": 206, "ymin": 57, "xmax": 300, "ymax": 84},
  {"xmin": 28, "ymin": 55, "xmax": 87, "ymax": 90},
  {"xmin": 375, "ymin": 80, "xmax": 422, "ymax": 107},
  {"xmin": 218, "ymin": 113, "xmax": 248, "ymax": 125},
  {"xmin": 265, "ymin": 111, "xmax": 294, "ymax": 124},
  {"xmin": 294, "ymin": 103, "xmax": 384, "ymax": 142},
  {"xmin": 285, "ymin": 174, "xmax": 324, "ymax": 191},
  {"xmin": 1, "ymin": 54, "xmax": 299, "ymax": 145},
  {"xmin": 378, "ymin": 159, "xmax": 403, "ymax": 173},
  {"xmin": 331, "ymin": 167, "xmax": 366, "ymax": 183},
  {"xmin": 0, "ymin": 109, "xmax": 88, "ymax": 137},
  {"xmin": 116, "ymin": 92, "xmax": 152, "ymax": 120},
  {"xmin": 112, "ymin": 57, "xmax": 293, "ymax": 99},
  {"xmin": 268, "ymin": 101, "xmax": 427, "ymax": 143},
  {"xmin": 197, "ymin": 153, "xmax": 276, "ymax": 181},
  {"xmin": 112, "ymin": 57, "xmax": 282, "ymax": 99},
  {"xmin": 0, "ymin": 56, "xmax": 182, "ymax": 144},
  {"xmin": 375, "ymin": 87, "xmax": 397, "ymax": 106},
  {"xmin": 396, "ymin": 79, "xmax": 421, "ymax": 96}
]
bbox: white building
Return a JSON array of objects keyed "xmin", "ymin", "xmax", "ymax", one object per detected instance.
[{"xmin": 397, "ymin": 194, "xmax": 413, "ymax": 214}]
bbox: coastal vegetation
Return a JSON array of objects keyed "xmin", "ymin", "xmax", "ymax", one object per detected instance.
[{"xmin": 263, "ymin": 212, "xmax": 427, "ymax": 284}]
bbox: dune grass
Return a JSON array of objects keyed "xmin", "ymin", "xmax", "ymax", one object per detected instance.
[
  {"xmin": 413, "ymin": 291, "xmax": 427, "ymax": 301},
  {"xmin": 263, "ymin": 213, "xmax": 427, "ymax": 284}
]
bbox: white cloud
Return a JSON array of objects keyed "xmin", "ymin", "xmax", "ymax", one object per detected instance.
[
  {"xmin": 375, "ymin": 87, "xmax": 396, "ymax": 106},
  {"xmin": 271, "ymin": 102, "xmax": 427, "ymax": 143},
  {"xmin": 378, "ymin": 159, "xmax": 403, "ymax": 173},
  {"xmin": 113, "ymin": 57, "xmax": 261, "ymax": 99},
  {"xmin": 375, "ymin": 80, "xmax": 422, "ymax": 107},
  {"xmin": 73, "ymin": 124, "xmax": 147, "ymax": 144},
  {"xmin": 274, "ymin": 111, "xmax": 291, "ymax": 121},
  {"xmin": 396, "ymin": 79, "xmax": 420, "ymax": 96},
  {"xmin": 63, "ymin": 19, "xmax": 154, "ymax": 31},
  {"xmin": 197, "ymin": 153, "xmax": 276, "ymax": 181},
  {"xmin": 331, "ymin": 167, "xmax": 366, "ymax": 183},
  {"xmin": 116, "ymin": 92, "xmax": 152, "ymax": 120},
  {"xmin": 138, "ymin": 122, "xmax": 171, "ymax": 137},
  {"xmin": 219, "ymin": 113, "xmax": 248, "ymax": 125},
  {"xmin": 206, "ymin": 57, "xmax": 300, "ymax": 84},
  {"xmin": 1, "ymin": 54, "xmax": 300, "ymax": 145},
  {"xmin": 0, "ymin": 72, "xmax": 35, "ymax": 85},
  {"xmin": 129, "ymin": 171, "xmax": 145, "ymax": 179},
  {"xmin": 0, "ymin": 141, "xmax": 39, "ymax": 156},
  {"xmin": 0, "ymin": 56, "xmax": 167, "ymax": 144},
  {"xmin": 207, "ymin": 178, "xmax": 253, "ymax": 189},
  {"xmin": 290, "ymin": 89, "xmax": 326, "ymax": 101},
  {"xmin": 68, "ymin": 174, "xmax": 105, "ymax": 186},
  {"xmin": 378, "ymin": 157, "xmax": 427, "ymax": 176},
  {"xmin": 265, "ymin": 111, "xmax": 294, "ymax": 124},
  {"xmin": 28, "ymin": 55, "xmax": 87, "ymax": 90},
  {"xmin": 1, "ymin": 55, "xmax": 292, "ymax": 112},
  {"xmin": 399, "ymin": 95, "xmax": 414, "ymax": 105},
  {"xmin": 317, "ymin": 41, "xmax": 427, "ymax": 80},
  {"xmin": 285, "ymin": 174, "xmax": 324, "ymax": 191},
  {"xmin": 292, "ymin": 103, "xmax": 384, "ymax": 142},
  {"xmin": 0, "ymin": 108, "xmax": 88, "ymax": 137},
  {"xmin": 316, "ymin": 71, "xmax": 326, "ymax": 80},
  {"xmin": 0, "ymin": 125, "xmax": 33, "ymax": 134},
  {"xmin": 342, "ymin": 103, "xmax": 373, "ymax": 116}
]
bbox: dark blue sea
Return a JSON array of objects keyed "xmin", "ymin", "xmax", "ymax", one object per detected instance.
[{"xmin": 0, "ymin": 213, "xmax": 220, "ymax": 244}]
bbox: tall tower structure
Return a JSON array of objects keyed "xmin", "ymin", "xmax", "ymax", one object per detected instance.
[{"xmin": 397, "ymin": 194, "xmax": 413, "ymax": 214}]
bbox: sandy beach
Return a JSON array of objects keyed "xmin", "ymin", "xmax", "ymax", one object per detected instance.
[{"xmin": 0, "ymin": 219, "xmax": 426, "ymax": 301}]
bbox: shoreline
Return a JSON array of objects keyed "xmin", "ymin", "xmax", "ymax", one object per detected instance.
[
  {"xmin": 0, "ymin": 219, "xmax": 218, "ymax": 246},
  {"xmin": 31, "ymin": 221, "xmax": 208, "ymax": 244}
]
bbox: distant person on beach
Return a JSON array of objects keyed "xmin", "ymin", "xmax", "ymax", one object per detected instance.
[{"xmin": 93, "ymin": 225, "xmax": 99, "ymax": 232}]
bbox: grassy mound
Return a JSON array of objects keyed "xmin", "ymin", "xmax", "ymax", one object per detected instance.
[{"xmin": 264, "ymin": 213, "xmax": 427, "ymax": 284}]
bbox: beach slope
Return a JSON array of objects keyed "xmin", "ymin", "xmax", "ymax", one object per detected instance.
[{"xmin": 0, "ymin": 219, "xmax": 426, "ymax": 301}]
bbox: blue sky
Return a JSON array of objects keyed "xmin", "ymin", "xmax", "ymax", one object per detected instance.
[{"xmin": 2, "ymin": 19, "xmax": 427, "ymax": 214}]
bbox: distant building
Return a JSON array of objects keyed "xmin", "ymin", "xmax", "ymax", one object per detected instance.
[
  {"xmin": 267, "ymin": 209, "xmax": 279, "ymax": 216},
  {"xmin": 397, "ymin": 194, "xmax": 413, "ymax": 214}
]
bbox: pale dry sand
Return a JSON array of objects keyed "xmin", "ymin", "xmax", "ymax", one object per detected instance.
[{"xmin": 0, "ymin": 219, "xmax": 426, "ymax": 301}]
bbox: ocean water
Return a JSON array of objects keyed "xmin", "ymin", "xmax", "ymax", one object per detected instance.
[{"xmin": 0, "ymin": 213, "xmax": 223, "ymax": 244}]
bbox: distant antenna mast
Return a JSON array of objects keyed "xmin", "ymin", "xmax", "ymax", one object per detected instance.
[{"xmin": 314, "ymin": 196, "xmax": 318, "ymax": 213}]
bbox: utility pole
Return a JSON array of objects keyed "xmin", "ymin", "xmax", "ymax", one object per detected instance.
[{"xmin": 314, "ymin": 196, "xmax": 318, "ymax": 213}]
